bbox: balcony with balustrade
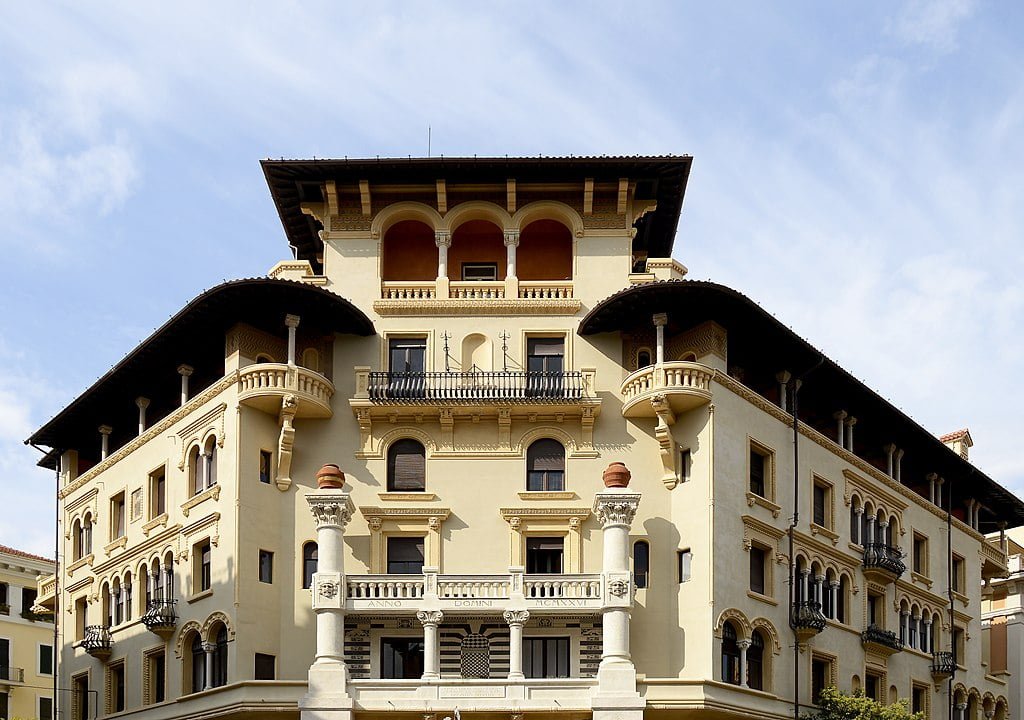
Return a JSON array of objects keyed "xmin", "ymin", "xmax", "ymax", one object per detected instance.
[
  {"xmin": 238, "ymin": 362, "xmax": 335, "ymax": 418},
  {"xmin": 82, "ymin": 625, "xmax": 113, "ymax": 660},
  {"xmin": 142, "ymin": 598, "xmax": 178, "ymax": 638},
  {"xmin": 34, "ymin": 573, "xmax": 57, "ymax": 612},
  {"xmin": 790, "ymin": 600, "xmax": 826, "ymax": 643},
  {"xmin": 861, "ymin": 624, "xmax": 903, "ymax": 658},
  {"xmin": 619, "ymin": 361, "xmax": 715, "ymax": 420},
  {"xmin": 0, "ymin": 666, "xmax": 25, "ymax": 688},
  {"xmin": 861, "ymin": 543, "xmax": 906, "ymax": 584}
]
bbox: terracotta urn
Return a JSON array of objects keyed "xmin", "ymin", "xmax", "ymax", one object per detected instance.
[
  {"xmin": 602, "ymin": 462, "xmax": 631, "ymax": 488},
  {"xmin": 316, "ymin": 464, "xmax": 346, "ymax": 489}
]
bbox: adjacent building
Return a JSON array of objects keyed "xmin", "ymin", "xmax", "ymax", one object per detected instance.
[
  {"xmin": 0, "ymin": 545, "xmax": 55, "ymax": 720},
  {"xmin": 28, "ymin": 156, "xmax": 1021, "ymax": 720}
]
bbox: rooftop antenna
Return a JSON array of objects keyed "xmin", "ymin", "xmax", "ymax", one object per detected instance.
[
  {"xmin": 499, "ymin": 330, "xmax": 510, "ymax": 371},
  {"xmin": 442, "ymin": 331, "xmax": 451, "ymax": 372}
]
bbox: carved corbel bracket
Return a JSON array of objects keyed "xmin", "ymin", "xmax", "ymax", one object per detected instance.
[{"xmin": 276, "ymin": 395, "xmax": 298, "ymax": 491}]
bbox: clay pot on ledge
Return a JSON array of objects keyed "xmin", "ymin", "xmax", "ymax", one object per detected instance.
[
  {"xmin": 316, "ymin": 464, "xmax": 346, "ymax": 489},
  {"xmin": 603, "ymin": 462, "xmax": 631, "ymax": 488}
]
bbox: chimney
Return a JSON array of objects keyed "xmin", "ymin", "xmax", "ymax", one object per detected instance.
[{"xmin": 939, "ymin": 428, "xmax": 973, "ymax": 461}]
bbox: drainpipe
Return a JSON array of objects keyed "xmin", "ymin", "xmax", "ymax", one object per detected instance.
[{"xmin": 788, "ymin": 357, "xmax": 823, "ymax": 720}]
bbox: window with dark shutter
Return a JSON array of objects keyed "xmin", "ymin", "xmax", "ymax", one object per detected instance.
[
  {"xmin": 813, "ymin": 483, "xmax": 826, "ymax": 526},
  {"xmin": 387, "ymin": 537, "xmax": 425, "ymax": 574},
  {"xmin": 749, "ymin": 545, "xmax": 766, "ymax": 595},
  {"xmin": 388, "ymin": 440, "xmax": 426, "ymax": 491},
  {"xmin": 749, "ymin": 450, "xmax": 765, "ymax": 496},
  {"xmin": 526, "ymin": 439, "xmax": 564, "ymax": 491}
]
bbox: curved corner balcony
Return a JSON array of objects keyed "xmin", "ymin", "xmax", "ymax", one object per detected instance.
[
  {"xmin": 82, "ymin": 625, "xmax": 113, "ymax": 660},
  {"xmin": 620, "ymin": 361, "xmax": 714, "ymax": 420},
  {"xmin": 238, "ymin": 363, "xmax": 335, "ymax": 418},
  {"xmin": 142, "ymin": 598, "xmax": 178, "ymax": 638},
  {"xmin": 861, "ymin": 624, "xmax": 903, "ymax": 657},
  {"xmin": 791, "ymin": 600, "xmax": 826, "ymax": 643},
  {"xmin": 861, "ymin": 543, "xmax": 906, "ymax": 584}
]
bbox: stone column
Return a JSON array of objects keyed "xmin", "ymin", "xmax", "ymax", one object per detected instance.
[
  {"xmin": 775, "ymin": 371, "xmax": 791, "ymax": 412},
  {"xmin": 417, "ymin": 610, "xmax": 443, "ymax": 680},
  {"xmin": 829, "ymin": 580, "xmax": 840, "ymax": 620},
  {"xmin": 286, "ymin": 314, "xmax": 300, "ymax": 366},
  {"xmin": 737, "ymin": 639, "xmax": 751, "ymax": 688},
  {"xmin": 99, "ymin": 425, "xmax": 112, "ymax": 461},
  {"xmin": 592, "ymin": 467, "xmax": 643, "ymax": 714},
  {"xmin": 653, "ymin": 313, "xmax": 668, "ymax": 366},
  {"xmin": 935, "ymin": 476, "xmax": 944, "ymax": 508},
  {"xmin": 853, "ymin": 507, "xmax": 864, "ymax": 545},
  {"xmin": 302, "ymin": 475, "xmax": 356, "ymax": 719},
  {"xmin": 833, "ymin": 411, "xmax": 847, "ymax": 446},
  {"xmin": 899, "ymin": 610, "xmax": 909, "ymax": 644},
  {"xmin": 504, "ymin": 610, "xmax": 529, "ymax": 680},
  {"xmin": 178, "ymin": 364, "xmax": 194, "ymax": 406},
  {"xmin": 894, "ymin": 449, "xmax": 904, "ymax": 482},
  {"xmin": 504, "ymin": 230, "xmax": 520, "ymax": 289},
  {"xmin": 923, "ymin": 618, "xmax": 932, "ymax": 652},
  {"xmin": 136, "ymin": 397, "xmax": 150, "ymax": 435},
  {"xmin": 435, "ymin": 230, "xmax": 451, "ymax": 298},
  {"xmin": 845, "ymin": 417, "xmax": 857, "ymax": 452},
  {"xmin": 814, "ymin": 575, "xmax": 825, "ymax": 608},
  {"xmin": 800, "ymin": 570, "xmax": 811, "ymax": 603},
  {"xmin": 956, "ymin": 703, "xmax": 968, "ymax": 720},
  {"xmin": 203, "ymin": 642, "xmax": 215, "ymax": 690},
  {"xmin": 884, "ymin": 444, "xmax": 896, "ymax": 477}
]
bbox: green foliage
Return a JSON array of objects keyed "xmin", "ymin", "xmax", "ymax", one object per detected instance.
[{"xmin": 804, "ymin": 687, "xmax": 925, "ymax": 720}]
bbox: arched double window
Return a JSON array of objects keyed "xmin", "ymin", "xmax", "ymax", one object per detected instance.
[
  {"xmin": 211, "ymin": 624, "xmax": 228, "ymax": 688},
  {"xmin": 748, "ymin": 630, "xmax": 766, "ymax": 690},
  {"xmin": 387, "ymin": 439, "xmax": 426, "ymax": 491},
  {"xmin": 189, "ymin": 632, "xmax": 205, "ymax": 693},
  {"xmin": 302, "ymin": 542, "xmax": 318, "ymax": 589},
  {"xmin": 526, "ymin": 439, "xmax": 564, "ymax": 491},
  {"xmin": 190, "ymin": 438, "xmax": 218, "ymax": 495}
]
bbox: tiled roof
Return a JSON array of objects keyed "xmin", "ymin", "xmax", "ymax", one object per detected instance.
[
  {"xmin": 939, "ymin": 428, "xmax": 971, "ymax": 443},
  {"xmin": 0, "ymin": 544, "xmax": 54, "ymax": 565}
]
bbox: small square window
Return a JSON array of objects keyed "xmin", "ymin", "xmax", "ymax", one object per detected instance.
[
  {"xmin": 462, "ymin": 263, "xmax": 498, "ymax": 281},
  {"xmin": 523, "ymin": 637, "xmax": 570, "ymax": 678},
  {"xmin": 259, "ymin": 550, "xmax": 274, "ymax": 584},
  {"xmin": 387, "ymin": 537, "xmax": 425, "ymax": 575},
  {"xmin": 255, "ymin": 653, "xmax": 276, "ymax": 680},
  {"xmin": 259, "ymin": 450, "xmax": 273, "ymax": 484},
  {"xmin": 526, "ymin": 537, "xmax": 564, "ymax": 574},
  {"xmin": 381, "ymin": 638, "xmax": 424, "ymax": 679}
]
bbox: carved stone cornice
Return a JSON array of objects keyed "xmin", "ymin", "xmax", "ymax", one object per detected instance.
[
  {"xmin": 592, "ymin": 491, "xmax": 641, "ymax": 528},
  {"xmin": 60, "ymin": 373, "xmax": 238, "ymax": 500},
  {"xmin": 308, "ymin": 492, "xmax": 356, "ymax": 530}
]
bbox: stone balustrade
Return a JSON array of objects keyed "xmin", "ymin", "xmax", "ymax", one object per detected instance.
[
  {"xmin": 619, "ymin": 361, "xmax": 715, "ymax": 418},
  {"xmin": 237, "ymin": 363, "xmax": 335, "ymax": 418}
]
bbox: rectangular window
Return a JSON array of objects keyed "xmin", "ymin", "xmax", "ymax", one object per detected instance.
[
  {"xmin": 194, "ymin": 541, "xmax": 212, "ymax": 593},
  {"xmin": 111, "ymin": 491, "xmax": 126, "ymax": 539},
  {"xmin": 749, "ymin": 545, "xmax": 766, "ymax": 595},
  {"xmin": 388, "ymin": 337, "xmax": 427, "ymax": 374},
  {"xmin": 526, "ymin": 337, "xmax": 565, "ymax": 398},
  {"xmin": 0, "ymin": 581, "xmax": 7, "ymax": 610},
  {"xmin": 523, "ymin": 637, "xmax": 570, "ymax": 678},
  {"xmin": 75, "ymin": 597, "xmax": 87, "ymax": 640},
  {"xmin": 73, "ymin": 674, "xmax": 89, "ymax": 720},
  {"xmin": 0, "ymin": 694, "xmax": 6, "ymax": 720},
  {"xmin": 381, "ymin": 638, "xmax": 424, "ymax": 679},
  {"xmin": 109, "ymin": 662, "xmax": 125, "ymax": 713},
  {"xmin": 259, "ymin": 550, "xmax": 274, "ymax": 584},
  {"xmin": 912, "ymin": 684, "xmax": 928, "ymax": 715},
  {"xmin": 952, "ymin": 554, "xmax": 965, "ymax": 592},
  {"xmin": 145, "ymin": 650, "xmax": 165, "ymax": 705},
  {"xmin": 22, "ymin": 587, "xmax": 37, "ymax": 616},
  {"xmin": 255, "ymin": 653, "xmax": 276, "ymax": 680},
  {"xmin": 865, "ymin": 671, "xmax": 883, "ymax": 702},
  {"xmin": 953, "ymin": 627, "xmax": 965, "ymax": 665},
  {"xmin": 913, "ymin": 533, "xmax": 928, "ymax": 575},
  {"xmin": 259, "ymin": 450, "xmax": 273, "ymax": 484},
  {"xmin": 39, "ymin": 643, "xmax": 53, "ymax": 675},
  {"xmin": 811, "ymin": 656, "xmax": 832, "ymax": 705},
  {"xmin": 749, "ymin": 445, "xmax": 770, "ymax": 497},
  {"xmin": 462, "ymin": 263, "xmax": 498, "ymax": 281},
  {"xmin": 868, "ymin": 592, "xmax": 882, "ymax": 627},
  {"xmin": 150, "ymin": 466, "xmax": 166, "ymax": 518},
  {"xmin": 386, "ymin": 537, "xmax": 425, "ymax": 575},
  {"xmin": 526, "ymin": 537, "xmax": 564, "ymax": 574},
  {"xmin": 812, "ymin": 479, "xmax": 830, "ymax": 528},
  {"xmin": 38, "ymin": 697, "xmax": 53, "ymax": 720},
  {"xmin": 678, "ymin": 549, "xmax": 692, "ymax": 583},
  {"xmin": 679, "ymin": 448, "xmax": 692, "ymax": 483}
]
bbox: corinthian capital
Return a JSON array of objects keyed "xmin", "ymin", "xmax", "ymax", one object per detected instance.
[
  {"xmin": 417, "ymin": 610, "xmax": 444, "ymax": 626},
  {"xmin": 593, "ymin": 492, "xmax": 641, "ymax": 528},
  {"xmin": 306, "ymin": 491, "xmax": 356, "ymax": 530},
  {"xmin": 503, "ymin": 609, "xmax": 530, "ymax": 626}
]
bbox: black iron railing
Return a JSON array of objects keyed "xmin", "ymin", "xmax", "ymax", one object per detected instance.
[
  {"xmin": 862, "ymin": 543, "xmax": 906, "ymax": 577},
  {"xmin": 142, "ymin": 598, "xmax": 177, "ymax": 632},
  {"xmin": 931, "ymin": 650, "xmax": 956, "ymax": 676},
  {"xmin": 0, "ymin": 665, "xmax": 24, "ymax": 682},
  {"xmin": 791, "ymin": 600, "xmax": 827, "ymax": 632},
  {"xmin": 368, "ymin": 371, "xmax": 587, "ymax": 402},
  {"xmin": 862, "ymin": 624, "xmax": 903, "ymax": 651},
  {"xmin": 82, "ymin": 625, "xmax": 112, "ymax": 655}
]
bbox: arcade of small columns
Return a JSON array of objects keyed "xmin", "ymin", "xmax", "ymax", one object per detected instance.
[{"xmin": 300, "ymin": 468, "xmax": 643, "ymax": 716}]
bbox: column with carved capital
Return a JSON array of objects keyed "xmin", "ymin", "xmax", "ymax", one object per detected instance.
[
  {"xmin": 417, "ymin": 610, "xmax": 443, "ymax": 680},
  {"xmin": 435, "ymin": 230, "xmax": 451, "ymax": 298},
  {"xmin": 301, "ymin": 486, "xmax": 356, "ymax": 718},
  {"xmin": 504, "ymin": 609, "xmax": 529, "ymax": 679},
  {"xmin": 504, "ymin": 230, "xmax": 520, "ymax": 298},
  {"xmin": 592, "ymin": 470, "xmax": 643, "ymax": 714}
]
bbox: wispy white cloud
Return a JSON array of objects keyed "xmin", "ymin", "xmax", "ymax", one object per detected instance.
[{"xmin": 888, "ymin": 0, "xmax": 977, "ymax": 52}]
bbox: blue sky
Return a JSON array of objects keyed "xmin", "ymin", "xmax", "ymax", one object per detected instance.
[{"xmin": 2, "ymin": 1, "xmax": 1022, "ymax": 556}]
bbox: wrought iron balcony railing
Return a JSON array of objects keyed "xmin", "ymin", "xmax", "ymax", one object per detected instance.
[
  {"xmin": 790, "ymin": 600, "xmax": 827, "ymax": 632},
  {"xmin": 142, "ymin": 598, "xmax": 177, "ymax": 634},
  {"xmin": 0, "ymin": 666, "xmax": 24, "ymax": 683},
  {"xmin": 367, "ymin": 371, "xmax": 588, "ymax": 403},
  {"xmin": 862, "ymin": 543, "xmax": 906, "ymax": 578},
  {"xmin": 862, "ymin": 624, "xmax": 903, "ymax": 652},
  {"xmin": 82, "ymin": 625, "xmax": 113, "ymax": 658},
  {"xmin": 931, "ymin": 650, "xmax": 956, "ymax": 677}
]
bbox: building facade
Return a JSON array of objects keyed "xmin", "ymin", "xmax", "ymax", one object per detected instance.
[
  {"xmin": 28, "ymin": 156, "xmax": 1021, "ymax": 720},
  {"xmin": 0, "ymin": 545, "xmax": 55, "ymax": 720}
]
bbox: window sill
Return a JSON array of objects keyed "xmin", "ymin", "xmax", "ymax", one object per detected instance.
[
  {"xmin": 745, "ymin": 492, "xmax": 781, "ymax": 518},
  {"xmin": 910, "ymin": 570, "xmax": 933, "ymax": 589},
  {"xmin": 809, "ymin": 523, "xmax": 839, "ymax": 544},
  {"xmin": 142, "ymin": 513, "xmax": 169, "ymax": 537},
  {"xmin": 104, "ymin": 536, "xmax": 128, "ymax": 556},
  {"xmin": 747, "ymin": 590, "xmax": 778, "ymax": 606},
  {"xmin": 181, "ymin": 485, "xmax": 221, "ymax": 517},
  {"xmin": 187, "ymin": 589, "xmax": 214, "ymax": 604},
  {"xmin": 518, "ymin": 491, "xmax": 577, "ymax": 501},
  {"xmin": 66, "ymin": 554, "xmax": 95, "ymax": 575},
  {"xmin": 952, "ymin": 590, "xmax": 969, "ymax": 607},
  {"xmin": 378, "ymin": 492, "xmax": 437, "ymax": 502}
]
